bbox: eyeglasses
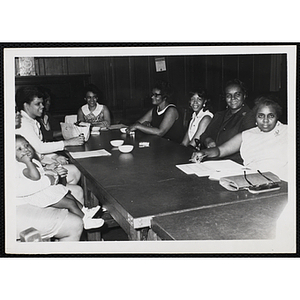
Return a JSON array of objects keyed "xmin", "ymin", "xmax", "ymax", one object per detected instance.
[
  {"xmin": 225, "ymin": 93, "xmax": 243, "ymax": 100},
  {"xmin": 151, "ymin": 93, "xmax": 162, "ymax": 98},
  {"xmin": 243, "ymin": 170, "xmax": 280, "ymax": 192}
]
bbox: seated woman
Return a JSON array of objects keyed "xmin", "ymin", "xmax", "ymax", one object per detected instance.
[
  {"xmin": 15, "ymin": 86, "xmax": 84, "ymax": 191},
  {"xmin": 126, "ymin": 81, "xmax": 185, "ymax": 143},
  {"xmin": 36, "ymin": 87, "xmax": 62, "ymax": 142},
  {"xmin": 77, "ymin": 84, "xmax": 111, "ymax": 129},
  {"xmin": 181, "ymin": 87, "xmax": 213, "ymax": 149},
  {"xmin": 191, "ymin": 96, "xmax": 288, "ymax": 181},
  {"xmin": 199, "ymin": 79, "xmax": 256, "ymax": 163},
  {"xmin": 15, "ymin": 134, "xmax": 103, "ymax": 233},
  {"xmin": 14, "ymin": 112, "xmax": 82, "ymax": 241}
]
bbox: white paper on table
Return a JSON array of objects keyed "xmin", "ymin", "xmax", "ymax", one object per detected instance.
[
  {"xmin": 209, "ymin": 168, "xmax": 256, "ymax": 181},
  {"xmin": 69, "ymin": 149, "xmax": 111, "ymax": 159},
  {"xmin": 176, "ymin": 163, "xmax": 213, "ymax": 176},
  {"xmin": 108, "ymin": 124, "xmax": 127, "ymax": 130},
  {"xmin": 176, "ymin": 160, "xmax": 249, "ymax": 179}
]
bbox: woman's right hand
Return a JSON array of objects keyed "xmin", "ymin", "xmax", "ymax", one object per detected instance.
[
  {"xmin": 18, "ymin": 153, "xmax": 32, "ymax": 165},
  {"xmin": 64, "ymin": 134, "xmax": 85, "ymax": 146},
  {"xmin": 190, "ymin": 151, "xmax": 207, "ymax": 163}
]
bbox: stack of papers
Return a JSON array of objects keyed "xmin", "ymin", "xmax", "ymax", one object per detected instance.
[
  {"xmin": 176, "ymin": 160, "xmax": 254, "ymax": 180},
  {"xmin": 69, "ymin": 149, "xmax": 111, "ymax": 159}
]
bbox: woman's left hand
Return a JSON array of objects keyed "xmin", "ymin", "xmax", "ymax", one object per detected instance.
[
  {"xmin": 55, "ymin": 155, "xmax": 69, "ymax": 165},
  {"xmin": 126, "ymin": 123, "xmax": 138, "ymax": 133}
]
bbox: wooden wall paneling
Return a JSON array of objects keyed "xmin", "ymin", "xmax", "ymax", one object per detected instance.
[
  {"xmin": 186, "ymin": 55, "xmax": 208, "ymax": 92},
  {"xmin": 253, "ymin": 54, "xmax": 272, "ymax": 93},
  {"xmin": 280, "ymin": 54, "xmax": 287, "ymax": 92},
  {"xmin": 128, "ymin": 57, "xmax": 134, "ymax": 106},
  {"xmin": 205, "ymin": 55, "xmax": 223, "ymax": 112},
  {"xmin": 67, "ymin": 57, "xmax": 90, "ymax": 74},
  {"xmin": 238, "ymin": 54, "xmax": 255, "ymax": 107},
  {"xmin": 131, "ymin": 56, "xmax": 151, "ymax": 109},
  {"xmin": 88, "ymin": 56, "xmax": 123, "ymax": 122},
  {"xmin": 222, "ymin": 55, "xmax": 239, "ymax": 86},
  {"xmin": 50, "ymin": 76, "xmax": 91, "ymax": 114},
  {"xmin": 280, "ymin": 54, "xmax": 288, "ymax": 124},
  {"xmin": 43, "ymin": 57, "xmax": 68, "ymax": 75},
  {"xmin": 34, "ymin": 58, "xmax": 42, "ymax": 75},
  {"xmin": 147, "ymin": 56, "xmax": 157, "ymax": 90},
  {"xmin": 33, "ymin": 58, "xmax": 46, "ymax": 75},
  {"xmin": 88, "ymin": 57, "xmax": 110, "ymax": 105},
  {"xmin": 15, "ymin": 75, "xmax": 91, "ymax": 115},
  {"xmin": 166, "ymin": 56, "xmax": 186, "ymax": 106},
  {"xmin": 182, "ymin": 55, "xmax": 208, "ymax": 123},
  {"xmin": 105, "ymin": 58, "xmax": 115, "ymax": 109},
  {"xmin": 112, "ymin": 57, "xmax": 131, "ymax": 113}
]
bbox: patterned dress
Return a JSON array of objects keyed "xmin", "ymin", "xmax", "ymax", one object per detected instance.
[{"xmin": 80, "ymin": 103, "xmax": 108, "ymax": 127}]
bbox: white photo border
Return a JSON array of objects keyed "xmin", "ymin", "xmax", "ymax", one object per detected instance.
[{"xmin": 4, "ymin": 44, "xmax": 297, "ymax": 255}]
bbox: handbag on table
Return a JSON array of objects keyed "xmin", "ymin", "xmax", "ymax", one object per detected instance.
[{"xmin": 219, "ymin": 171, "xmax": 281, "ymax": 194}]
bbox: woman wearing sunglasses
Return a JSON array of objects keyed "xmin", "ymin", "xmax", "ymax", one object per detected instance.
[{"xmin": 126, "ymin": 81, "xmax": 185, "ymax": 143}]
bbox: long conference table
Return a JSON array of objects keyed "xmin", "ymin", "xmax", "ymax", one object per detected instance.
[{"xmin": 65, "ymin": 126, "xmax": 288, "ymax": 241}]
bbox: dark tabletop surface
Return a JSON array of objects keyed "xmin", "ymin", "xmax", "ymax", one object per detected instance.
[
  {"xmin": 151, "ymin": 194, "xmax": 288, "ymax": 240},
  {"xmin": 65, "ymin": 129, "xmax": 288, "ymax": 227}
]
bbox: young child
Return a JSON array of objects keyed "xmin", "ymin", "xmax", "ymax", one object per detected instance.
[{"xmin": 15, "ymin": 134, "xmax": 104, "ymax": 230}]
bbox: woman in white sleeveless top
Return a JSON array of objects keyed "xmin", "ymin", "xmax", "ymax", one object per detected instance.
[{"xmin": 181, "ymin": 88, "xmax": 213, "ymax": 149}]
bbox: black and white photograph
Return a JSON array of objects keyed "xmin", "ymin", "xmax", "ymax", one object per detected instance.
[
  {"xmin": 4, "ymin": 45, "xmax": 297, "ymax": 254},
  {"xmin": 1, "ymin": 2, "xmax": 299, "ymax": 299}
]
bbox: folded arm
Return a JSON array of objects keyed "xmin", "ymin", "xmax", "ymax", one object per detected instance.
[{"xmin": 129, "ymin": 107, "xmax": 178, "ymax": 137}]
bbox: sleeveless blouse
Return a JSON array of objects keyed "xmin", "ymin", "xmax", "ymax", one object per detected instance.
[
  {"xmin": 188, "ymin": 109, "xmax": 213, "ymax": 140},
  {"xmin": 151, "ymin": 104, "xmax": 185, "ymax": 143}
]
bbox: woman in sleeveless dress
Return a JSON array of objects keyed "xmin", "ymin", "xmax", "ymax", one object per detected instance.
[
  {"xmin": 77, "ymin": 84, "xmax": 111, "ymax": 129},
  {"xmin": 126, "ymin": 81, "xmax": 184, "ymax": 143}
]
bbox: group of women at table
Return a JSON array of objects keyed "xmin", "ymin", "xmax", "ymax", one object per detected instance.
[{"xmin": 14, "ymin": 79, "xmax": 288, "ymax": 242}]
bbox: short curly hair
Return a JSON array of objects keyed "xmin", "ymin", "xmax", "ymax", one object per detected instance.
[
  {"xmin": 189, "ymin": 87, "xmax": 208, "ymax": 100},
  {"xmin": 253, "ymin": 95, "xmax": 282, "ymax": 118},
  {"xmin": 15, "ymin": 86, "xmax": 45, "ymax": 111},
  {"xmin": 153, "ymin": 80, "xmax": 172, "ymax": 100},
  {"xmin": 84, "ymin": 84, "xmax": 101, "ymax": 98},
  {"xmin": 224, "ymin": 79, "xmax": 248, "ymax": 98}
]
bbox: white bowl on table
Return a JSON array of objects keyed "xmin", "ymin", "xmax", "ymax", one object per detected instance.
[
  {"xmin": 119, "ymin": 145, "xmax": 134, "ymax": 153},
  {"xmin": 120, "ymin": 127, "xmax": 127, "ymax": 134},
  {"xmin": 110, "ymin": 140, "xmax": 124, "ymax": 147}
]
